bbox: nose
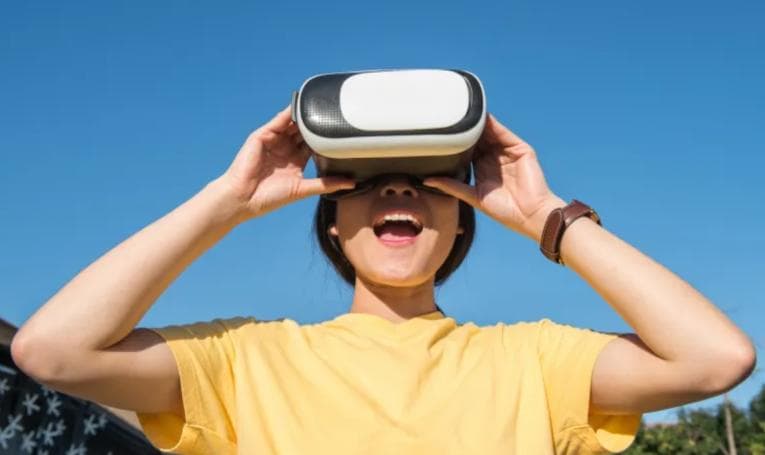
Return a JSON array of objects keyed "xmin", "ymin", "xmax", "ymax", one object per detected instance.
[{"xmin": 378, "ymin": 176, "xmax": 419, "ymax": 198}]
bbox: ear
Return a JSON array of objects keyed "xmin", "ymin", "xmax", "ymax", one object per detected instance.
[{"xmin": 327, "ymin": 224, "xmax": 339, "ymax": 237}]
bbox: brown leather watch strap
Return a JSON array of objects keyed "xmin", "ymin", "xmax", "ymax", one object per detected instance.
[{"xmin": 539, "ymin": 199, "xmax": 601, "ymax": 265}]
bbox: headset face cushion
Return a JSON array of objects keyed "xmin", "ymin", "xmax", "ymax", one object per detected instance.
[{"xmin": 320, "ymin": 173, "xmax": 451, "ymax": 201}]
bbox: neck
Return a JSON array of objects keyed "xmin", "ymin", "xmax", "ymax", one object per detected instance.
[{"xmin": 349, "ymin": 275, "xmax": 439, "ymax": 323}]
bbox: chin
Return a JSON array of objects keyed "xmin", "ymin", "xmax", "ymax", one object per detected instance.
[{"xmin": 361, "ymin": 265, "xmax": 433, "ymax": 288}]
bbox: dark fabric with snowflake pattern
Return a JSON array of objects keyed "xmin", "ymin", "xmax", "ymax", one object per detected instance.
[{"xmin": 0, "ymin": 345, "xmax": 160, "ymax": 454}]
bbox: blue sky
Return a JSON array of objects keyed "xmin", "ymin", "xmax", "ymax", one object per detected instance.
[{"xmin": 1, "ymin": 0, "xmax": 762, "ymax": 425}]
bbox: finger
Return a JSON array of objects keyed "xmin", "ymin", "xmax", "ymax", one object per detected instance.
[
  {"xmin": 297, "ymin": 177, "xmax": 356, "ymax": 198},
  {"xmin": 258, "ymin": 104, "xmax": 293, "ymax": 135},
  {"xmin": 296, "ymin": 145, "xmax": 312, "ymax": 166},
  {"xmin": 483, "ymin": 113, "xmax": 526, "ymax": 148},
  {"xmin": 291, "ymin": 131, "xmax": 306, "ymax": 146},
  {"xmin": 258, "ymin": 130, "xmax": 278, "ymax": 144},
  {"xmin": 239, "ymin": 130, "xmax": 264, "ymax": 159},
  {"xmin": 422, "ymin": 176, "xmax": 480, "ymax": 207},
  {"xmin": 286, "ymin": 122, "xmax": 300, "ymax": 136},
  {"xmin": 297, "ymin": 141, "xmax": 313, "ymax": 157}
]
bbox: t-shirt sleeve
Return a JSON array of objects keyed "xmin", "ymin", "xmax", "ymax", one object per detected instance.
[
  {"xmin": 536, "ymin": 318, "xmax": 642, "ymax": 454},
  {"xmin": 135, "ymin": 317, "xmax": 245, "ymax": 454}
]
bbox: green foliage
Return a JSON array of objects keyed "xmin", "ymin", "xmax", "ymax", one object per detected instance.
[
  {"xmin": 751, "ymin": 385, "xmax": 765, "ymax": 423},
  {"xmin": 624, "ymin": 384, "xmax": 765, "ymax": 455}
]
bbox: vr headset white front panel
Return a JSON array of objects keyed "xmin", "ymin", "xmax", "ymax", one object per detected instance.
[{"xmin": 339, "ymin": 69, "xmax": 469, "ymax": 131}]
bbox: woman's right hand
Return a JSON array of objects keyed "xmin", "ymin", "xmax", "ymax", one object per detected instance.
[{"xmin": 216, "ymin": 105, "xmax": 355, "ymax": 222}]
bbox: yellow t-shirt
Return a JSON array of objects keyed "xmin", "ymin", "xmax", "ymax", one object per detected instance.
[{"xmin": 136, "ymin": 311, "xmax": 642, "ymax": 454}]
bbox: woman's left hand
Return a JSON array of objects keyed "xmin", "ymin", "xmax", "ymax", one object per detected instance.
[{"xmin": 423, "ymin": 113, "xmax": 567, "ymax": 243}]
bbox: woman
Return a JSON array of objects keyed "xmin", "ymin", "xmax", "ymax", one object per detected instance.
[{"xmin": 11, "ymin": 105, "xmax": 756, "ymax": 454}]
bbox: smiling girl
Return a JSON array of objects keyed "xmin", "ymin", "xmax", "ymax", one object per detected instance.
[{"xmin": 11, "ymin": 105, "xmax": 756, "ymax": 454}]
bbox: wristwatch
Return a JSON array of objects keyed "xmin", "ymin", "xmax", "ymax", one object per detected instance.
[{"xmin": 539, "ymin": 199, "xmax": 601, "ymax": 266}]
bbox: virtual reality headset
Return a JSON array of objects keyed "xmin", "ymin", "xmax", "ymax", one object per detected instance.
[{"xmin": 291, "ymin": 68, "xmax": 487, "ymax": 194}]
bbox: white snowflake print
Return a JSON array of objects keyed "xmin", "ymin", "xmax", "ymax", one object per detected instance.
[
  {"xmin": 0, "ymin": 377, "xmax": 11, "ymax": 396},
  {"xmin": 20, "ymin": 429, "xmax": 36, "ymax": 453},
  {"xmin": 45, "ymin": 393, "xmax": 62, "ymax": 417},
  {"xmin": 40, "ymin": 419, "xmax": 66, "ymax": 446},
  {"xmin": 82, "ymin": 412, "xmax": 108, "ymax": 436},
  {"xmin": 21, "ymin": 392, "xmax": 41, "ymax": 416},
  {"xmin": 0, "ymin": 413, "xmax": 24, "ymax": 449},
  {"xmin": 39, "ymin": 383, "xmax": 58, "ymax": 397},
  {"xmin": 65, "ymin": 441, "xmax": 87, "ymax": 455},
  {"xmin": 83, "ymin": 415, "xmax": 98, "ymax": 436}
]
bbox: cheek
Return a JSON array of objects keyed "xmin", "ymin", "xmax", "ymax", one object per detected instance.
[
  {"xmin": 334, "ymin": 200, "xmax": 365, "ymax": 237},
  {"xmin": 435, "ymin": 199, "xmax": 461, "ymax": 236},
  {"xmin": 333, "ymin": 200, "xmax": 371, "ymax": 258},
  {"xmin": 431, "ymin": 203, "xmax": 461, "ymax": 254}
]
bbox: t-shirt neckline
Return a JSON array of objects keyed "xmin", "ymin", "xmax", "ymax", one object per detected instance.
[
  {"xmin": 334, "ymin": 310, "xmax": 445, "ymax": 323},
  {"xmin": 328, "ymin": 310, "xmax": 448, "ymax": 339}
]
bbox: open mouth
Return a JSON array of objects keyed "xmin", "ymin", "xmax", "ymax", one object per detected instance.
[{"xmin": 373, "ymin": 213, "xmax": 424, "ymax": 243}]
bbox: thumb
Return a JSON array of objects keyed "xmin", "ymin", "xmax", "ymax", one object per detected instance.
[
  {"xmin": 422, "ymin": 177, "xmax": 479, "ymax": 207},
  {"xmin": 297, "ymin": 176, "xmax": 356, "ymax": 199}
]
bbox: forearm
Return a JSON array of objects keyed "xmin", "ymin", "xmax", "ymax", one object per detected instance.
[
  {"xmin": 16, "ymin": 177, "xmax": 244, "ymax": 354},
  {"xmin": 531, "ymin": 199, "xmax": 754, "ymax": 368}
]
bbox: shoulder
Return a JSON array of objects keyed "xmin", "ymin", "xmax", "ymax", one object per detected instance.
[
  {"xmin": 536, "ymin": 317, "xmax": 620, "ymax": 335},
  {"xmin": 488, "ymin": 317, "xmax": 620, "ymax": 351},
  {"xmin": 490, "ymin": 318, "xmax": 548, "ymax": 339},
  {"xmin": 457, "ymin": 319, "xmax": 541, "ymax": 353},
  {"xmin": 145, "ymin": 315, "xmax": 299, "ymax": 343}
]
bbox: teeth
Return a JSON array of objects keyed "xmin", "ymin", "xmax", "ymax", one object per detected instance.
[{"xmin": 375, "ymin": 213, "xmax": 422, "ymax": 229}]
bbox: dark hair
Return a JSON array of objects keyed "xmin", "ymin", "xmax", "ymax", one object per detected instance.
[{"xmin": 313, "ymin": 196, "xmax": 476, "ymax": 287}]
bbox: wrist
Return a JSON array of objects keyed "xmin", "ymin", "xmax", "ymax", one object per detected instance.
[
  {"xmin": 527, "ymin": 195, "xmax": 567, "ymax": 244},
  {"xmin": 203, "ymin": 177, "xmax": 251, "ymax": 228}
]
